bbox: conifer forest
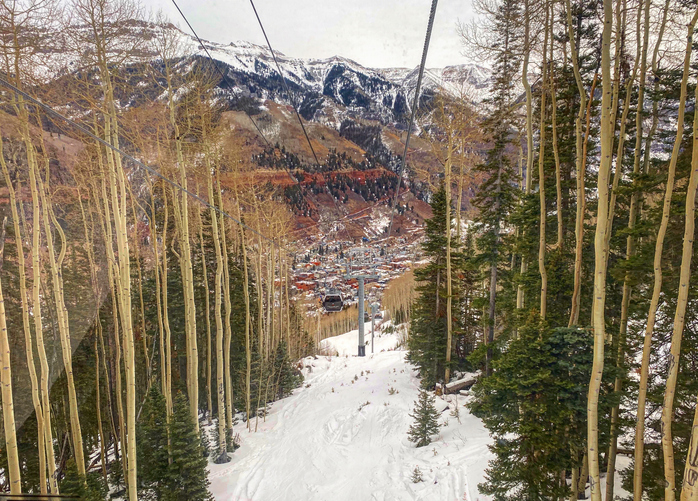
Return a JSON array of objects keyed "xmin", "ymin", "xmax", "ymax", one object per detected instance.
[{"xmin": 1, "ymin": 0, "xmax": 698, "ymax": 499}]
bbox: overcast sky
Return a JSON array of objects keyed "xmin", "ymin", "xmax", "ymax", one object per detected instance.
[{"xmin": 141, "ymin": 0, "xmax": 477, "ymax": 68}]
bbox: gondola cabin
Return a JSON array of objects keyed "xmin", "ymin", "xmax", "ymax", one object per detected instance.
[{"xmin": 322, "ymin": 291, "xmax": 344, "ymax": 312}]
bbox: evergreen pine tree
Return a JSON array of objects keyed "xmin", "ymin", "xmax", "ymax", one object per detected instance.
[
  {"xmin": 407, "ymin": 187, "xmax": 468, "ymax": 386},
  {"xmin": 137, "ymin": 386, "xmax": 171, "ymax": 499},
  {"xmin": 163, "ymin": 393, "xmax": 213, "ymax": 501},
  {"xmin": 411, "ymin": 465, "xmax": 424, "ymax": 483},
  {"xmin": 273, "ymin": 341, "xmax": 303, "ymax": 400},
  {"xmin": 212, "ymin": 418, "xmax": 236, "ymax": 458},
  {"xmin": 60, "ymin": 459, "xmax": 107, "ymax": 501},
  {"xmin": 469, "ymin": 314, "xmax": 620, "ymax": 499},
  {"xmin": 471, "ymin": 0, "xmax": 521, "ymax": 374},
  {"xmin": 407, "ymin": 389, "xmax": 440, "ymax": 448}
]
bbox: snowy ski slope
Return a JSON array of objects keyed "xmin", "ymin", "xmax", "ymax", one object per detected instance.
[
  {"xmin": 208, "ymin": 322, "xmax": 630, "ymax": 500},
  {"xmin": 209, "ymin": 324, "xmax": 492, "ymax": 501}
]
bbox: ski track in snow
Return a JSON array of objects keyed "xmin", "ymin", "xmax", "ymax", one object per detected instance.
[{"xmin": 209, "ymin": 327, "xmax": 492, "ymax": 501}]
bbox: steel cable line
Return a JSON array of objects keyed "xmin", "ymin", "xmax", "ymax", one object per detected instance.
[
  {"xmin": 171, "ymin": 0, "xmax": 315, "ymax": 219},
  {"xmin": 0, "ymin": 75, "xmax": 294, "ymax": 254},
  {"xmin": 247, "ymin": 0, "xmax": 352, "ymax": 239},
  {"xmin": 386, "ymin": 0, "xmax": 439, "ymax": 240}
]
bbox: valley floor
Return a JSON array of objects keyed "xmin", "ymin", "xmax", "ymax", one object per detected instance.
[{"xmin": 209, "ymin": 323, "xmax": 492, "ymax": 501}]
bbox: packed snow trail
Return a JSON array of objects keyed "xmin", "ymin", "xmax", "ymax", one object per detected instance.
[{"xmin": 209, "ymin": 324, "xmax": 493, "ymax": 501}]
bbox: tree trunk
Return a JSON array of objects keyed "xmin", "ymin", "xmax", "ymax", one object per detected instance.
[
  {"xmin": 0, "ymin": 136, "xmax": 48, "ymax": 492},
  {"xmin": 587, "ymin": 0, "xmax": 614, "ymax": 497},
  {"xmin": 197, "ymin": 204, "xmax": 213, "ymax": 424},
  {"xmin": 537, "ymin": 4, "xmax": 549, "ymax": 319},
  {"xmin": 661, "ymin": 15, "xmax": 698, "ymax": 500},
  {"xmin": 217, "ymin": 174, "xmax": 235, "ymax": 433},
  {"xmin": 36, "ymin": 143, "xmax": 87, "ymax": 480},
  {"xmin": 631, "ymin": 0, "xmax": 651, "ymax": 498},
  {"xmin": 444, "ymin": 133, "xmax": 454, "ymax": 382},
  {"xmin": 633, "ymin": 1, "xmax": 674, "ymax": 498},
  {"xmin": 0, "ymin": 217, "xmax": 21, "ymax": 493},
  {"xmin": 207, "ymin": 172, "xmax": 227, "ymax": 458},
  {"xmin": 605, "ymin": 3, "xmax": 642, "ymax": 498},
  {"xmin": 517, "ymin": 0, "xmax": 533, "ymax": 310}
]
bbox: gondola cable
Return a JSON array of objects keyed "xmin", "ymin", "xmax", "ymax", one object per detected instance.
[
  {"xmin": 386, "ymin": 0, "xmax": 439, "ymax": 240},
  {"xmin": 247, "ymin": 0, "xmax": 352, "ymax": 240},
  {"xmin": 171, "ymin": 0, "xmax": 315, "ymax": 221}
]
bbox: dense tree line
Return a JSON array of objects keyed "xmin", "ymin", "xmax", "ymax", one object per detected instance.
[
  {"xmin": 0, "ymin": 2, "xmax": 309, "ymax": 498},
  {"xmin": 407, "ymin": 0, "xmax": 698, "ymax": 499}
]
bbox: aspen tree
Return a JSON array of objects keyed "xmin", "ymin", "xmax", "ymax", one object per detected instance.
[
  {"xmin": 88, "ymin": 138, "xmax": 121, "ymax": 466},
  {"xmin": 161, "ymin": 184, "xmax": 173, "ymax": 417},
  {"xmin": 633, "ymin": 1, "xmax": 672, "ymax": 496},
  {"xmin": 0, "ymin": 135, "xmax": 47, "ymax": 492},
  {"xmin": 32, "ymin": 129, "xmax": 88, "ymax": 480},
  {"xmin": 197, "ymin": 204, "xmax": 213, "ymax": 424},
  {"xmin": 0, "ymin": 217, "xmax": 21, "ymax": 493},
  {"xmin": 207, "ymin": 167, "xmax": 227, "ymax": 459},
  {"xmin": 550, "ymin": 33, "xmax": 563, "ymax": 251},
  {"xmin": 216, "ymin": 172, "xmax": 234, "ymax": 433},
  {"xmin": 670, "ymin": 43, "xmax": 698, "ymax": 501},
  {"xmin": 517, "ymin": 0, "xmax": 534, "ymax": 310},
  {"xmin": 237, "ymin": 181, "xmax": 257, "ymax": 431},
  {"xmin": 129, "ymin": 194, "xmax": 150, "ymax": 386},
  {"xmin": 0, "ymin": 2, "xmax": 59, "ymax": 488},
  {"xmin": 660, "ymin": 14, "xmax": 698, "ymax": 499},
  {"xmin": 70, "ymin": 1, "xmax": 142, "ymax": 496},
  {"xmin": 631, "ymin": 1, "xmax": 652, "ymax": 496},
  {"xmin": 76, "ymin": 181, "xmax": 109, "ymax": 482},
  {"xmin": 537, "ymin": 2, "xmax": 549, "ymax": 319},
  {"xmin": 151, "ymin": 190, "xmax": 166, "ymax": 399},
  {"xmin": 162, "ymin": 59, "xmax": 199, "ymax": 430},
  {"xmin": 28, "ymin": 130, "xmax": 58, "ymax": 494},
  {"xmin": 97, "ymin": 170, "xmax": 128, "ymax": 484},
  {"xmin": 587, "ymin": 0, "xmax": 614, "ymax": 497},
  {"xmin": 605, "ymin": 2, "xmax": 643, "ymax": 497},
  {"xmin": 443, "ymin": 119, "xmax": 454, "ymax": 383},
  {"xmin": 564, "ymin": 0, "xmax": 591, "ymax": 326}
]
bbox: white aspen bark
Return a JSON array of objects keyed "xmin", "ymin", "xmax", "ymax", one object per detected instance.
[
  {"xmin": 587, "ymin": 0, "xmax": 614, "ymax": 497},
  {"xmin": 605, "ymin": 2, "xmax": 642, "ymax": 497},
  {"xmin": 0, "ymin": 137, "xmax": 47, "ymax": 492},
  {"xmin": 217, "ymin": 173, "xmax": 234, "ymax": 433},
  {"xmin": 234, "ymin": 196, "xmax": 252, "ymax": 433},
  {"xmin": 76, "ymin": 187, "xmax": 109, "ymax": 482},
  {"xmin": 197, "ymin": 205, "xmax": 213, "ymax": 424},
  {"xmin": 550, "ymin": 52, "xmax": 563, "ymax": 251},
  {"xmin": 683, "ymin": 399, "xmax": 698, "ymax": 501},
  {"xmin": 168, "ymin": 95, "xmax": 198, "ymax": 432},
  {"xmin": 565, "ymin": 0, "xmax": 592, "ymax": 327},
  {"xmin": 147, "ymin": 188, "xmax": 167, "ymax": 402},
  {"xmin": 444, "ymin": 132, "xmax": 453, "ymax": 383},
  {"xmin": 98, "ymin": 174, "xmax": 128, "ymax": 487},
  {"xmin": 161, "ymin": 186, "xmax": 173, "ymax": 417},
  {"xmin": 0, "ymin": 218, "xmax": 21, "ymax": 494},
  {"xmin": 662, "ymin": 16, "xmax": 698, "ymax": 499},
  {"xmin": 9, "ymin": 90, "xmax": 60, "ymax": 493},
  {"xmin": 538, "ymin": 5, "xmax": 549, "ymax": 319},
  {"xmin": 207, "ymin": 172, "xmax": 227, "ymax": 457},
  {"xmin": 36, "ymin": 147, "xmax": 87, "ymax": 479},
  {"xmin": 517, "ymin": 0, "xmax": 533, "ymax": 310},
  {"xmin": 634, "ymin": 1, "xmax": 671, "ymax": 497}
]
